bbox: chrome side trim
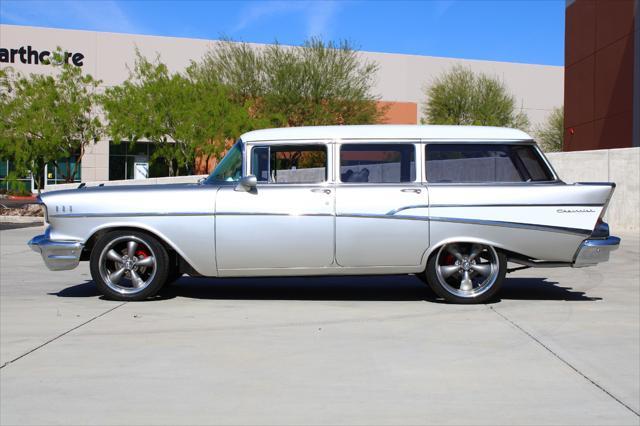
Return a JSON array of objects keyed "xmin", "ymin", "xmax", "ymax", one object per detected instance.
[
  {"xmin": 428, "ymin": 216, "xmax": 592, "ymax": 236},
  {"xmin": 428, "ymin": 203, "xmax": 604, "ymax": 208},
  {"xmin": 338, "ymin": 213, "xmax": 426, "ymax": 221},
  {"xmin": 386, "ymin": 203, "xmax": 604, "ymax": 216},
  {"xmin": 216, "ymin": 212, "xmax": 333, "ymax": 217},
  {"xmin": 49, "ymin": 211, "xmax": 591, "ymax": 236},
  {"xmin": 50, "ymin": 212, "xmax": 213, "ymax": 218},
  {"xmin": 386, "ymin": 205, "xmax": 430, "ymax": 215}
]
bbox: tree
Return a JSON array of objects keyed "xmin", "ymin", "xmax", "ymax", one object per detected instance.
[
  {"xmin": 101, "ymin": 52, "xmax": 252, "ymax": 176},
  {"xmin": 192, "ymin": 37, "xmax": 384, "ymax": 127},
  {"xmin": 0, "ymin": 55, "xmax": 103, "ymax": 193},
  {"xmin": 535, "ymin": 106, "xmax": 563, "ymax": 152},
  {"xmin": 421, "ymin": 65, "xmax": 529, "ymax": 130}
]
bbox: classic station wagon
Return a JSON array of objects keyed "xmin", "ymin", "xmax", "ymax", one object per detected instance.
[{"xmin": 29, "ymin": 125, "xmax": 620, "ymax": 303}]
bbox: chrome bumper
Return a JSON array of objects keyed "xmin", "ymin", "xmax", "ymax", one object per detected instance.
[
  {"xmin": 573, "ymin": 236, "xmax": 621, "ymax": 268},
  {"xmin": 28, "ymin": 230, "xmax": 84, "ymax": 271}
]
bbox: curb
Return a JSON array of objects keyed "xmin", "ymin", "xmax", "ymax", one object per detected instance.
[{"xmin": 6, "ymin": 195, "xmax": 37, "ymax": 201}]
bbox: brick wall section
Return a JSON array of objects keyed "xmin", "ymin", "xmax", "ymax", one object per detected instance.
[
  {"xmin": 377, "ymin": 101, "xmax": 418, "ymax": 124},
  {"xmin": 564, "ymin": 0, "xmax": 637, "ymax": 151}
]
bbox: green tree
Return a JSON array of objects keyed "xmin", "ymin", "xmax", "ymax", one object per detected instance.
[
  {"xmin": 421, "ymin": 65, "xmax": 529, "ymax": 130},
  {"xmin": 0, "ymin": 56, "xmax": 103, "ymax": 193},
  {"xmin": 535, "ymin": 106, "xmax": 563, "ymax": 152},
  {"xmin": 193, "ymin": 37, "xmax": 384, "ymax": 127},
  {"xmin": 101, "ymin": 52, "xmax": 252, "ymax": 176}
]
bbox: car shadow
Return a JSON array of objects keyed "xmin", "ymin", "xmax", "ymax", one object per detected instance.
[{"xmin": 49, "ymin": 275, "xmax": 601, "ymax": 303}]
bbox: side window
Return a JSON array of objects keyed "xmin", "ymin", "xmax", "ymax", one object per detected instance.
[
  {"xmin": 251, "ymin": 144, "xmax": 327, "ymax": 184},
  {"xmin": 425, "ymin": 143, "xmax": 554, "ymax": 183},
  {"xmin": 340, "ymin": 144, "xmax": 416, "ymax": 183}
]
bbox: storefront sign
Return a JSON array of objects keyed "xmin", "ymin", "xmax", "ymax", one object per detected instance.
[{"xmin": 0, "ymin": 45, "xmax": 84, "ymax": 67}]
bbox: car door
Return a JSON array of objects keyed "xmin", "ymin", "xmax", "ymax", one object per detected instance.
[
  {"xmin": 335, "ymin": 142, "xmax": 429, "ymax": 267},
  {"xmin": 215, "ymin": 142, "xmax": 335, "ymax": 274}
]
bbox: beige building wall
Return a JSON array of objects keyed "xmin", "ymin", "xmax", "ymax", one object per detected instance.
[{"xmin": 1, "ymin": 24, "xmax": 564, "ymax": 183}]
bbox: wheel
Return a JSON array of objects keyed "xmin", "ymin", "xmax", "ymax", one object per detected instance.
[
  {"xmin": 90, "ymin": 230, "xmax": 169, "ymax": 301},
  {"xmin": 425, "ymin": 242, "xmax": 506, "ymax": 304}
]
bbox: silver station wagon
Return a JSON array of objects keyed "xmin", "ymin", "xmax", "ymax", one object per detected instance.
[{"xmin": 29, "ymin": 125, "xmax": 620, "ymax": 303}]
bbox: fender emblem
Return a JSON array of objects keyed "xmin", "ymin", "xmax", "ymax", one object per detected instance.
[{"xmin": 556, "ymin": 208, "xmax": 595, "ymax": 213}]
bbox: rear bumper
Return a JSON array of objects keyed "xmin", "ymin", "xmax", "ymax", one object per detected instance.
[
  {"xmin": 573, "ymin": 236, "xmax": 621, "ymax": 268},
  {"xmin": 28, "ymin": 230, "xmax": 84, "ymax": 271}
]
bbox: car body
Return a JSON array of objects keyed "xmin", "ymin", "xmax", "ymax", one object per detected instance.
[{"xmin": 29, "ymin": 125, "xmax": 621, "ymax": 303}]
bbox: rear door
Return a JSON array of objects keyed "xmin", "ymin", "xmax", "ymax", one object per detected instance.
[{"xmin": 334, "ymin": 142, "xmax": 429, "ymax": 267}]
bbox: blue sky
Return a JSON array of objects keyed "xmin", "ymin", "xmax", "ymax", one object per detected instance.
[{"xmin": 0, "ymin": 0, "xmax": 565, "ymax": 65}]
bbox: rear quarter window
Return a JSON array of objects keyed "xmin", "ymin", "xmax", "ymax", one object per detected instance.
[{"xmin": 425, "ymin": 143, "xmax": 554, "ymax": 183}]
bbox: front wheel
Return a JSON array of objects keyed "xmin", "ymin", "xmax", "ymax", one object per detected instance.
[
  {"xmin": 90, "ymin": 230, "xmax": 169, "ymax": 301},
  {"xmin": 424, "ymin": 242, "xmax": 506, "ymax": 304}
]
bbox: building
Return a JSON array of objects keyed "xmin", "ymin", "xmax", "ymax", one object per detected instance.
[
  {"xmin": 0, "ymin": 24, "xmax": 563, "ymax": 191},
  {"xmin": 564, "ymin": 0, "xmax": 639, "ymax": 151}
]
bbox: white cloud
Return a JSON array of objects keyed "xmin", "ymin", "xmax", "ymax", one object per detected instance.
[
  {"xmin": 306, "ymin": 1, "xmax": 339, "ymax": 38},
  {"xmin": 232, "ymin": 0, "xmax": 341, "ymax": 40}
]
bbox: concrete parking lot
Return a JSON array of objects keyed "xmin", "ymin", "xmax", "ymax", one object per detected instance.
[{"xmin": 1, "ymin": 225, "xmax": 638, "ymax": 425}]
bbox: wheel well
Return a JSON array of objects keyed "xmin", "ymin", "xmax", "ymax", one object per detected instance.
[{"xmin": 81, "ymin": 227, "xmax": 183, "ymax": 270}]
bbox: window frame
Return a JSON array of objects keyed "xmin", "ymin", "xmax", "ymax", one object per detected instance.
[
  {"xmin": 422, "ymin": 140, "xmax": 560, "ymax": 185},
  {"xmin": 336, "ymin": 140, "xmax": 420, "ymax": 185},
  {"xmin": 247, "ymin": 141, "xmax": 331, "ymax": 186}
]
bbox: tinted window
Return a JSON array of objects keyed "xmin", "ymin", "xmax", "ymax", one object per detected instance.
[
  {"xmin": 252, "ymin": 144, "xmax": 327, "ymax": 184},
  {"xmin": 425, "ymin": 144, "xmax": 554, "ymax": 183},
  {"xmin": 340, "ymin": 144, "xmax": 416, "ymax": 183}
]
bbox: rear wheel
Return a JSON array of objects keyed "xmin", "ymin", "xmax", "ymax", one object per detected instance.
[
  {"xmin": 90, "ymin": 231, "xmax": 169, "ymax": 301},
  {"xmin": 425, "ymin": 242, "xmax": 506, "ymax": 304}
]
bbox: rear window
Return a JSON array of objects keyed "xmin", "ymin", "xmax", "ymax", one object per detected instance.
[
  {"xmin": 425, "ymin": 144, "xmax": 554, "ymax": 183},
  {"xmin": 340, "ymin": 144, "xmax": 416, "ymax": 183}
]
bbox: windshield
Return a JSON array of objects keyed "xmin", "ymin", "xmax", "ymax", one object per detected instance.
[{"xmin": 205, "ymin": 141, "xmax": 244, "ymax": 183}]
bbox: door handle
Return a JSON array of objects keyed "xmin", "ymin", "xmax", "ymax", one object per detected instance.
[
  {"xmin": 401, "ymin": 188, "xmax": 422, "ymax": 194},
  {"xmin": 311, "ymin": 188, "xmax": 332, "ymax": 194}
]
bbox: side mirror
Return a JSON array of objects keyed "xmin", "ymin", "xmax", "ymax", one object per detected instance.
[{"xmin": 235, "ymin": 175, "xmax": 257, "ymax": 192}]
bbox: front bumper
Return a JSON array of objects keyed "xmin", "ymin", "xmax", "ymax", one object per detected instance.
[
  {"xmin": 28, "ymin": 230, "xmax": 84, "ymax": 271},
  {"xmin": 573, "ymin": 236, "xmax": 621, "ymax": 268}
]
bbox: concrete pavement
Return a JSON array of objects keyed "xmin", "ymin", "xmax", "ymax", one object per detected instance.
[{"xmin": 1, "ymin": 226, "xmax": 639, "ymax": 425}]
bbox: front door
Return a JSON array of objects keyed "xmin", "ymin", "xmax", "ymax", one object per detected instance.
[
  {"xmin": 215, "ymin": 143, "xmax": 335, "ymax": 274},
  {"xmin": 335, "ymin": 143, "xmax": 429, "ymax": 267}
]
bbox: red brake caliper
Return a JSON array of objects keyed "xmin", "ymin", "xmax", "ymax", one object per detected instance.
[
  {"xmin": 135, "ymin": 249, "xmax": 150, "ymax": 269},
  {"xmin": 442, "ymin": 253, "xmax": 456, "ymax": 265}
]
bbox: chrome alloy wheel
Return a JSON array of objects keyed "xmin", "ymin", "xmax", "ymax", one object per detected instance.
[
  {"xmin": 434, "ymin": 243, "xmax": 500, "ymax": 298},
  {"xmin": 98, "ymin": 236, "xmax": 157, "ymax": 295}
]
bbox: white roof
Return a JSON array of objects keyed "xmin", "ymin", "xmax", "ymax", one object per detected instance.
[{"xmin": 240, "ymin": 125, "xmax": 533, "ymax": 143}]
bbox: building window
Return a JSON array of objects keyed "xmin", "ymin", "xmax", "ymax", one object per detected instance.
[
  {"xmin": 45, "ymin": 157, "xmax": 81, "ymax": 186},
  {"xmin": 109, "ymin": 141, "xmax": 170, "ymax": 180}
]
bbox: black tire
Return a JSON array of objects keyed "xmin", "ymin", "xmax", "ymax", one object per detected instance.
[
  {"xmin": 90, "ymin": 230, "xmax": 169, "ymax": 301},
  {"xmin": 424, "ymin": 242, "xmax": 507, "ymax": 304},
  {"xmin": 166, "ymin": 253, "xmax": 183, "ymax": 285}
]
